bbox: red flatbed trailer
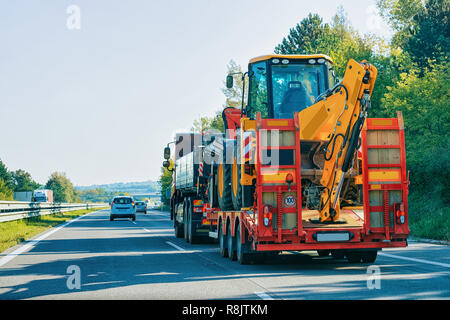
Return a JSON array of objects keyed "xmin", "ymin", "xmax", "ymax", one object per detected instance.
[
  {"xmin": 164, "ymin": 55, "xmax": 410, "ymax": 264},
  {"xmin": 199, "ymin": 112, "xmax": 409, "ymax": 263}
]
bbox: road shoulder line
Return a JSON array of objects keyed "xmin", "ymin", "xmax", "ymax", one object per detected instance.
[
  {"xmin": 255, "ymin": 291, "xmax": 275, "ymax": 300},
  {"xmin": 166, "ymin": 241, "xmax": 185, "ymax": 251},
  {"xmin": 379, "ymin": 252, "xmax": 450, "ymax": 268}
]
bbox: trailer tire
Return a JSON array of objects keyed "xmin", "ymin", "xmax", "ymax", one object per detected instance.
[
  {"xmin": 347, "ymin": 251, "xmax": 362, "ymax": 263},
  {"xmin": 317, "ymin": 250, "xmax": 331, "ymax": 257},
  {"xmin": 236, "ymin": 222, "xmax": 252, "ymax": 265},
  {"xmin": 227, "ymin": 222, "xmax": 236, "ymax": 261},
  {"xmin": 219, "ymin": 222, "xmax": 228, "ymax": 257},
  {"xmin": 331, "ymin": 250, "xmax": 345, "ymax": 259},
  {"xmin": 361, "ymin": 250, "xmax": 378, "ymax": 263}
]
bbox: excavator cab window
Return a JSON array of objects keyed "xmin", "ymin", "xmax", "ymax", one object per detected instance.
[
  {"xmin": 247, "ymin": 61, "xmax": 269, "ymax": 119},
  {"xmin": 246, "ymin": 58, "xmax": 332, "ymax": 119},
  {"xmin": 326, "ymin": 61, "xmax": 338, "ymax": 87},
  {"xmin": 271, "ymin": 61, "xmax": 326, "ymax": 119}
]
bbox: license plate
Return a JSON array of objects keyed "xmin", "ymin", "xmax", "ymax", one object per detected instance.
[{"xmin": 316, "ymin": 232, "xmax": 350, "ymax": 242}]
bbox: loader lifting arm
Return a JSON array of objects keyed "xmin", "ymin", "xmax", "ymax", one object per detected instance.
[{"xmin": 298, "ymin": 59, "xmax": 377, "ymax": 222}]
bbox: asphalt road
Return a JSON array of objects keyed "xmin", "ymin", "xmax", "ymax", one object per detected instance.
[{"xmin": 0, "ymin": 209, "xmax": 449, "ymax": 300}]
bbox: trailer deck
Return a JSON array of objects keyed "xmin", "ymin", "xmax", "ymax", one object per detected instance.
[{"xmin": 301, "ymin": 209, "xmax": 363, "ymax": 229}]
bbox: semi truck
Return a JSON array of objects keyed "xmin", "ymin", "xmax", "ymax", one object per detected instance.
[
  {"xmin": 163, "ymin": 54, "xmax": 409, "ymax": 264},
  {"xmin": 33, "ymin": 189, "xmax": 54, "ymax": 203}
]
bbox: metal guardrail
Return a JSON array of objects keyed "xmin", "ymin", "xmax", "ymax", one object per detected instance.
[{"xmin": 0, "ymin": 201, "xmax": 107, "ymax": 222}]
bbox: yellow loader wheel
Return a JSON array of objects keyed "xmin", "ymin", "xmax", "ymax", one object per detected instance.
[
  {"xmin": 217, "ymin": 162, "xmax": 233, "ymax": 210},
  {"xmin": 208, "ymin": 171, "xmax": 219, "ymax": 208},
  {"xmin": 231, "ymin": 148, "xmax": 242, "ymax": 211}
]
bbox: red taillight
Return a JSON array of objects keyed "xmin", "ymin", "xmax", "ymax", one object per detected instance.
[
  {"xmin": 286, "ymin": 173, "xmax": 294, "ymax": 191},
  {"xmin": 396, "ymin": 203, "xmax": 405, "ymax": 224},
  {"xmin": 286, "ymin": 173, "xmax": 294, "ymax": 184},
  {"xmin": 263, "ymin": 205, "xmax": 272, "ymax": 227},
  {"xmin": 244, "ymin": 163, "xmax": 252, "ymax": 175}
]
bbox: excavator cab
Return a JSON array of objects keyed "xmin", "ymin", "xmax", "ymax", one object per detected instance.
[
  {"xmin": 245, "ymin": 55, "xmax": 336, "ymax": 120},
  {"xmin": 221, "ymin": 54, "xmax": 379, "ymax": 224}
]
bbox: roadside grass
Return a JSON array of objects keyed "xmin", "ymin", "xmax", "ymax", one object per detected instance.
[
  {"xmin": 0, "ymin": 207, "xmax": 107, "ymax": 253},
  {"xmin": 407, "ymin": 191, "xmax": 449, "ymax": 241}
]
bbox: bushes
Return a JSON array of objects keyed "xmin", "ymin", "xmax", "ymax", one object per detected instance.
[
  {"xmin": 380, "ymin": 61, "xmax": 449, "ymax": 240},
  {"xmin": 408, "ymin": 191, "xmax": 450, "ymax": 241},
  {"xmin": 0, "ymin": 179, "xmax": 13, "ymax": 200}
]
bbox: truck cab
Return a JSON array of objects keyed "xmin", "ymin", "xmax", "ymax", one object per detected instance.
[{"xmin": 33, "ymin": 189, "xmax": 53, "ymax": 203}]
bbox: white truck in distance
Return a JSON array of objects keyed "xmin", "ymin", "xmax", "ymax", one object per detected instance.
[{"xmin": 33, "ymin": 189, "xmax": 53, "ymax": 203}]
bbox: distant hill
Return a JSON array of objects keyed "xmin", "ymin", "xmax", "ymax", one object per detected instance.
[{"xmin": 75, "ymin": 180, "xmax": 159, "ymax": 195}]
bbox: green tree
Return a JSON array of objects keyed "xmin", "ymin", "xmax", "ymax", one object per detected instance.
[
  {"xmin": 191, "ymin": 60, "xmax": 245, "ymax": 134},
  {"xmin": 377, "ymin": 0, "xmax": 424, "ymax": 47},
  {"xmin": 11, "ymin": 169, "xmax": 41, "ymax": 192},
  {"xmin": 221, "ymin": 59, "xmax": 246, "ymax": 110},
  {"xmin": 45, "ymin": 172, "xmax": 79, "ymax": 203},
  {"xmin": 275, "ymin": 13, "xmax": 332, "ymax": 56},
  {"xmin": 159, "ymin": 166, "xmax": 173, "ymax": 207},
  {"xmin": 275, "ymin": 8, "xmax": 375, "ymax": 77},
  {"xmin": 380, "ymin": 60, "xmax": 450, "ymax": 201},
  {"xmin": 0, "ymin": 179, "xmax": 13, "ymax": 200},
  {"xmin": 192, "ymin": 111, "xmax": 224, "ymax": 133},
  {"xmin": 0, "ymin": 159, "xmax": 14, "ymax": 191},
  {"xmin": 377, "ymin": 0, "xmax": 449, "ymax": 70}
]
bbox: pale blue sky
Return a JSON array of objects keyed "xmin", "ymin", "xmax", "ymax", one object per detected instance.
[{"xmin": 0, "ymin": 0, "xmax": 391, "ymax": 186}]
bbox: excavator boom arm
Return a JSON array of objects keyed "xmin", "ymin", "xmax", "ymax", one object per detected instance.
[{"xmin": 297, "ymin": 59, "xmax": 377, "ymax": 222}]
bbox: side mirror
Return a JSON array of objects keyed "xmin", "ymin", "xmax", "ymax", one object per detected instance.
[
  {"xmin": 164, "ymin": 146, "xmax": 171, "ymax": 160},
  {"xmin": 226, "ymin": 75, "xmax": 233, "ymax": 89},
  {"xmin": 163, "ymin": 160, "xmax": 170, "ymax": 168}
]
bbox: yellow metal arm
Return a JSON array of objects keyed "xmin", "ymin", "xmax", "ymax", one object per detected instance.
[{"xmin": 297, "ymin": 59, "xmax": 377, "ymax": 222}]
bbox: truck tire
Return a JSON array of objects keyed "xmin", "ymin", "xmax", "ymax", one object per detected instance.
[
  {"xmin": 184, "ymin": 199, "xmax": 190, "ymax": 243},
  {"xmin": 217, "ymin": 163, "xmax": 233, "ymax": 210},
  {"xmin": 219, "ymin": 221, "xmax": 228, "ymax": 257},
  {"xmin": 231, "ymin": 148, "xmax": 243, "ymax": 211},
  {"xmin": 236, "ymin": 222, "xmax": 252, "ymax": 265},
  {"xmin": 174, "ymin": 221, "xmax": 184, "ymax": 238},
  {"xmin": 317, "ymin": 250, "xmax": 331, "ymax": 257},
  {"xmin": 331, "ymin": 250, "xmax": 345, "ymax": 259},
  {"xmin": 361, "ymin": 250, "xmax": 378, "ymax": 263},
  {"xmin": 347, "ymin": 251, "xmax": 362, "ymax": 263},
  {"xmin": 227, "ymin": 222, "xmax": 236, "ymax": 261},
  {"xmin": 188, "ymin": 202, "xmax": 199, "ymax": 244}
]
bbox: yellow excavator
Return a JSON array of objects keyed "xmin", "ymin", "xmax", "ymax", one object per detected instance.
[{"xmin": 217, "ymin": 54, "xmax": 377, "ymax": 223}]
